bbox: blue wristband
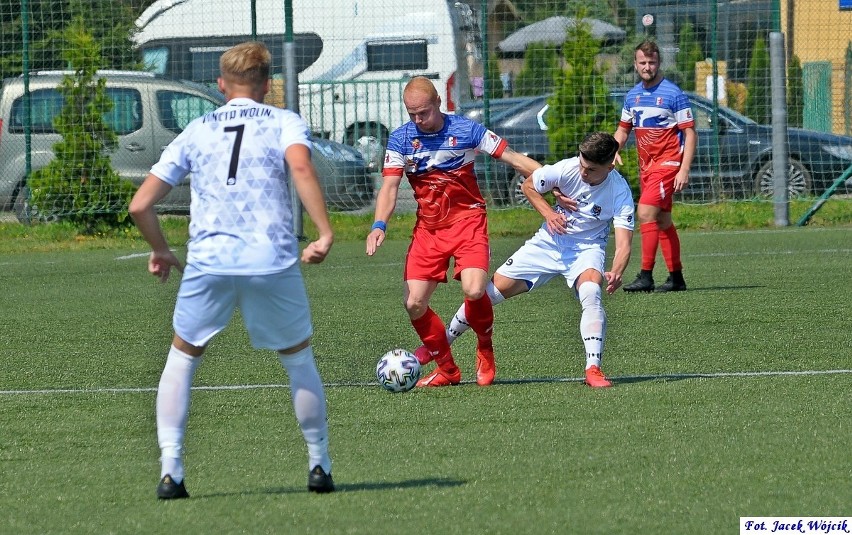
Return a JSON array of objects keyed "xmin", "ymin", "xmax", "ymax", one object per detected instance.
[{"xmin": 371, "ymin": 221, "xmax": 387, "ymax": 232}]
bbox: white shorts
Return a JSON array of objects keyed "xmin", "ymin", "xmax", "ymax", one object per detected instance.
[
  {"xmin": 495, "ymin": 231, "xmax": 606, "ymax": 293},
  {"xmin": 173, "ymin": 263, "xmax": 313, "ymax": 350}
]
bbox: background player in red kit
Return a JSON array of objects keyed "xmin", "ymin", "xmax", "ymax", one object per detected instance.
[
  {"xmin": 615, "ymin": 40, "xmax": 697, "ymax": 293},
  {"xmin": 366, "ymin": 76, "xmax": 540, "ymax": 387}
]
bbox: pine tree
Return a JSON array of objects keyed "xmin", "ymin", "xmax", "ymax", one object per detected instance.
[
  {"xmin": 547, "ymin": 15, "xmax": 619, "ymax": 162},
  {"xmin": 28, "ymin": 17, "xmax": 136, "ymax": 231},
  {"xmin": 745, "ymin": 36, "xmax": 772, "ymax": 124},
  {"xmin": 513, "ymin": 43, "xmax": 560, "ymax": 97},
  {"xmin": 675, "ymin": 22, "xmax": 704, "ymax": 92},
  {"xmin": 787, "ymin": 54, "xmax": 804, "ymax": 128}
]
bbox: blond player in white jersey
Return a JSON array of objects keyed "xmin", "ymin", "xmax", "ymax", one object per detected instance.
[
  {"xmin": 129, "ymin": 41, "xmax": 335, "ymax": 499},
  {"xmin": 433, "ymin": 132, "xmax": 635, "ymax": 387}
]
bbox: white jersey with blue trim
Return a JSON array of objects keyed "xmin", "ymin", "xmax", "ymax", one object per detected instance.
[
  {"xmin": 531, "ymin": 156, "xmax": 635, "ymax": 245},
  {"xmin": 151, "ymin": 97, "xmax": 309, "ymax": 275}
]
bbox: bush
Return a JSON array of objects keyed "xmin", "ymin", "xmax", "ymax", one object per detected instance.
[{"xmin": 28, "ymin": 17, "xmax": 136, "ymax": 232}]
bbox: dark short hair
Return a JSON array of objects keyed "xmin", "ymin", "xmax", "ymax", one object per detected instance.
[
  {"xmin": 578, "ymin": 132, "xmax": 619, "ymax": 164},
  {"xmin": 635, "ymin": 39, "xmax": 661, "ymax": 61}
]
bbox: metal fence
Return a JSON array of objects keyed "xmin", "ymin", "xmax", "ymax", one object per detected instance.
[{"xmin": 1, "ymin": 0, "xmax": 850, "ymax": 222}]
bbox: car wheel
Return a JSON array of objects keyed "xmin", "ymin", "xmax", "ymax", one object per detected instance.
[
  {"xmin": 509, "ymin": 172, "xmax": 531, "ymax": 207},
  {"xmin": 13, "ymin": 186, "xmax": 31, "ymax": 224},
  {"xmin": 754, "ymin": 158, "xmax": 812, "ymax": 199}
]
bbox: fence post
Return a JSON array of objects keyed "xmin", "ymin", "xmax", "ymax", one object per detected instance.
[{"xmin": 769, "ymin": 32, "xmax": 789, "ymax": 227}]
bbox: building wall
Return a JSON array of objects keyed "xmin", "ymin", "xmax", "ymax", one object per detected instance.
[{"xmin": 783, "ymin": 0, "xmax": 852, "ymax": 134}]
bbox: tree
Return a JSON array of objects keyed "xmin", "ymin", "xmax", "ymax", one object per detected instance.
[
  {"xmin": 745, "ymin": 35, "xmax": 771, "ymax": 124},
  {"xmin": 674, "ymin": 21, "xmax": 704, "ymax": 92},
  {"xmin": 787, "ymin": 54, "xmax": 804, "ymax": 129},
  {"xmin": 547, "ymin": 14, "xmax": 620, "ymax": 162},
  {"xmin": 28, "ymin": 17, "xmax": 136, "ymax": 231},
  {"xmin": 513, "ymin": 43, "xmax": 560, "ymax": 97},
  {"xmin": 1, "ymin": 0, "xmax": 147, "ymax": 80},
  {"xmin": 845, "ymin": 42, "xmax": 852, "ymax": 135}
]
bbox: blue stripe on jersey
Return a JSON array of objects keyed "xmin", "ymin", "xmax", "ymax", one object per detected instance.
[
  {"xmin": 622, "ymin": 79, "xmax": 691, "ymax": 129},
  {"xmin": 386, "ymin": 114, "xmax": 489, "ymax": 175}
]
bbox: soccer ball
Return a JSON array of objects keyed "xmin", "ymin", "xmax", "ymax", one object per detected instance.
[{"xmin": 376, "ymin": 349, "xmax": 421, "ymax": 392}]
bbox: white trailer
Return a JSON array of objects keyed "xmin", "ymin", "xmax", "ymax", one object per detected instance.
[{"xmin": 133, "ymin": 0, "xmax": 482, "ymax": 165}]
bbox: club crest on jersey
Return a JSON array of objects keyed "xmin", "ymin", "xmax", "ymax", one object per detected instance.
[
  {"xmin": 591, "ymin": 204, "xmax": 602, "ymax": 218},
  {"xmin": 448, "ymin": 136, "xmax": 457, "ymax": 147},
  {"xmin": 411, "ymin": 139, "xmax": 421, "ymax": 150},
  {"xmin": 633, "ymin": 95, "xmax": 641, "ymax": 104},
  {"xmin": 656, "ymin": 97, "xmax": 663, "ymax": 106}
]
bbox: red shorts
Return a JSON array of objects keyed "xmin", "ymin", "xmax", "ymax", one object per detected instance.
[
  {"xmin": 638, "ymin": 167, "xmax": 677, "ymax": 211},
  {"xmin": 404, "ymin": 214, "xmax": 490, "ymax": 282}
]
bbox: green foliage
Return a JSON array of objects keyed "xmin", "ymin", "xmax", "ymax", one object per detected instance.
[
  {"xmin": 547, "ymin": 14, "xmax": 619, "ymax": 162},
  {"xmin": 28, "ymin": 17, "xmax": 136, "ymax": 232},
  {"xmin": 0, "ymin": 0, "xmax": 145, "ymax": 79},
  {"xmin": 745, "ymin": 35, "xmax": 771, "ymax": 123},
  {"xmin": 674, "ymin": 22, "xmax": 704, "ymax": 92},
  {"xmin": 518, "ymin": 0, "xmax": 634, "ymax": 28},
  {"xmin": 845, "ymin": 42, "xmax": 852, "ymax": 135},
  {"xmin": 787, "ymin": 54, "xmax": 804, "ymax": 128},
  {"xmin": 483, "ymin": 51, "xmax": 504, "ymax": 100},
  {"xmin": 512, "ymin": 43, "xmax": 560, "ymax": 97}
]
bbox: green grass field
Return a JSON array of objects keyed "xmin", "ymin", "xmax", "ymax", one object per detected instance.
[{"xmin": 1, "ymin": 226, "xmax": 850, "ymax": 534}]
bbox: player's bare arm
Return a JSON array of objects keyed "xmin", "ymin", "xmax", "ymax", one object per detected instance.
[
  {"xmin": 604, "ymin": 227, "xmax": 633, "ymax": 294},
  {"xmin": 129, "ymin": 173, "xmax": 184, "ymax": 282},
  {"xmin": 674, "ymin": 126, "xmax": 698, "ymax": 192},
  {"xmin": 286, "ymin": 144, "xmax": 334, "ymax": 264},
  {"xmin": 521, "ymin": 175, "xmax": 568, "ymax": 235},
  {"xmin": 366, "ymin": 174, "xmax": 402, "ymax": 256},
  {"xmin": 497, "ymin": 147, "xmax": 541, "ymax": 178},
  {"xmin": 613, "ymin": 125, "xmax": 631, "ymax": 166}
]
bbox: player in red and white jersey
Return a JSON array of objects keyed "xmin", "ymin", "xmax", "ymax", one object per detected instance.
[
  {"xmin": 366, "ymin": 76, "xmax": 540, "ymax": 387},
  {"xmin": 615, "ymin": 40, "xmax": 697, "ymax": 293}
]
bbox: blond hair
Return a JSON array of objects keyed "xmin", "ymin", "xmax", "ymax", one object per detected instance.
[{"xmin": 219, "ymin": 41, "xmax": 271, "ymax": 88}]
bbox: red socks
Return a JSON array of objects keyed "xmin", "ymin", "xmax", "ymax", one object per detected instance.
[
  {"xmin": 640, "ymin": 221, "xmax": 659, "ymax": 271},
  {"xmin": 463, "ymin": 294, "xmax": 494, "ymax": 345},
  {"xmin": 411, "ymin": 308, "xmax": 457, "ymax": 370},
  {"xmin": 659, "ymin": 224, "xmax": 683, "ymax": 272}
]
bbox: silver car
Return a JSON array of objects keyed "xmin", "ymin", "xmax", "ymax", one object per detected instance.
[
  {"xmin": 0, "ymin": 70, "xmax": 375, "ymax": 222},
  {"xmin": 0, "ymin": 71, "xmax": 224, "ymax": 221}
]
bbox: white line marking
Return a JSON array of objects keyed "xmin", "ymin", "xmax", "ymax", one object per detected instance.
[{"xmin": 2, "ymin": 369, "xmax": 850, "ymax": 395}]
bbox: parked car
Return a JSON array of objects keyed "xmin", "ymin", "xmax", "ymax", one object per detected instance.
[
  {"xmin": 461, "ymin": 91, "xmax": 852, "ymax": 205},
  {"xmin": 0, "ymin": 71, "xmax": 374, "ymax": 222}
]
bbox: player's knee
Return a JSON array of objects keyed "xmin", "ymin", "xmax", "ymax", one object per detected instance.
[{"xmin": 578, "ymin": 281, "xmax": 603, "ymax": 310}]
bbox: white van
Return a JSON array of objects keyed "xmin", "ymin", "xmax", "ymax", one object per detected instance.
[{"xmin": 133, "ymin": 0, "xmax": 482, "ymax": 165}]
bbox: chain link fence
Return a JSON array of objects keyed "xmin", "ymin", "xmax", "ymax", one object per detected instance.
[{"xmin": 1, "ymin": 0, "xmax": 850, "ymax": 223}]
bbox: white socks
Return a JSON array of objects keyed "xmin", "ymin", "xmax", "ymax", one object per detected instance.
[
  {"xmin": 157, "ymin": 345, "xmax": 202, "ymax": 483},
  {"xmin": 446, "ymin": 281, "xmax": 505, "ymax": 345},
  {"xmin": 578, "ymin": 281, "xmax": 606, "ymax": 369},
  {"xmin": 279, "ymin": 346, "xmax": 332, "ymax": 474}
]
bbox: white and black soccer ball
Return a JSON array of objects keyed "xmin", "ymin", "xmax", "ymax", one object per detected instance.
[{"xmin": 376, "ymin": 349, "xmax": 421, "ymax": 392}]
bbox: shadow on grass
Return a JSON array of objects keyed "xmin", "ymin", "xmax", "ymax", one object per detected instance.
[{"xmin": 195, "ymin": 477, "xmax": 466, "ymax": 498}]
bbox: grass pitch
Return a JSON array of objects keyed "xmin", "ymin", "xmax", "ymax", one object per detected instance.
[{"xmin": 1, "ymin": 226, "xmax": 850, "ymax": 534}]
